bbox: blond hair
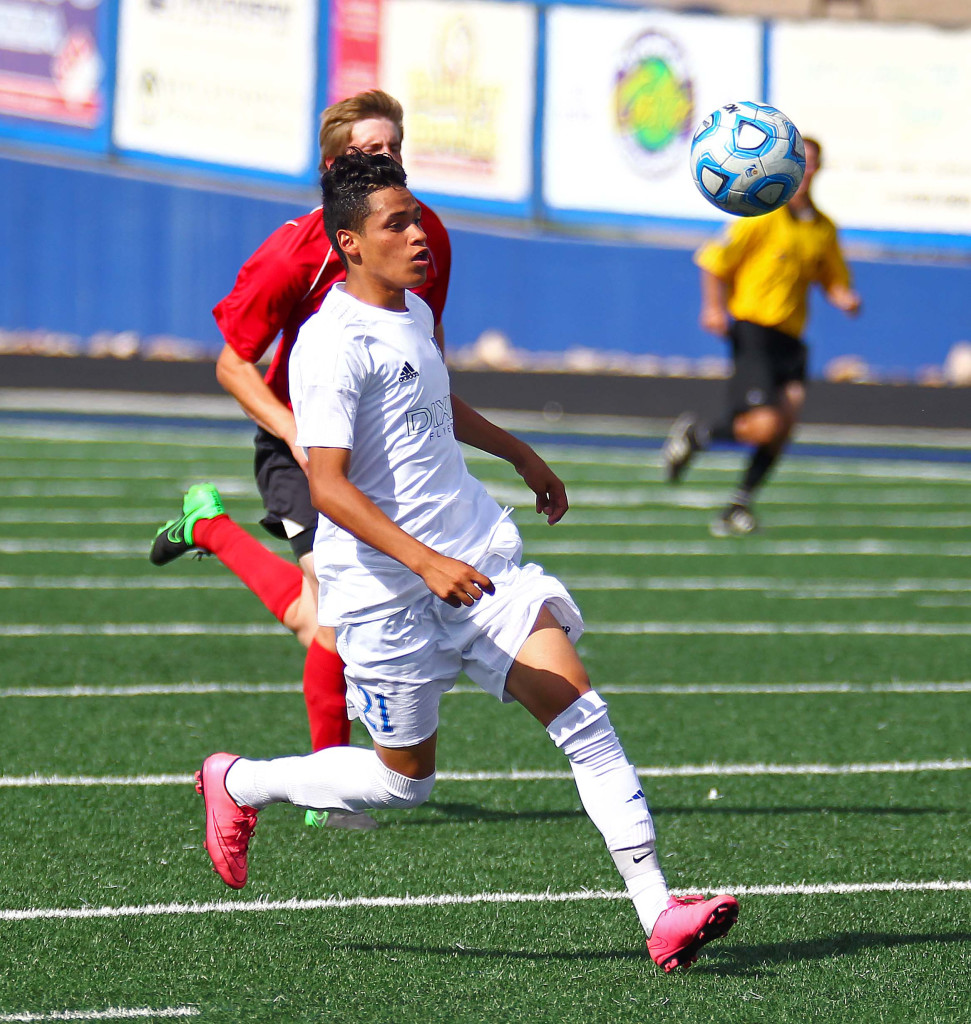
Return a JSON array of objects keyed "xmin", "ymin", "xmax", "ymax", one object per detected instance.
[{"xmin": 318, "ymin": 90, "xmax": 404, "ymax": 174}]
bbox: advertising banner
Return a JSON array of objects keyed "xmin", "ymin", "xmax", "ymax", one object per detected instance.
[
  {"xmin": 113, "ymin": 0, "xmax": 318, "ymax": 177},
  {"xmin": 543, "ymin": 5, "xmax": 761, "ymax": 222},
  {"xmin": 0, "ymin": 0, "xmax": 108, "ymax": 142},
  {"xmin": 327, "ymin": 0, "xmax": 381, "ymax": 105},
  {"xmin": 378, "ymin": 0, "xmax": 535, "ymax": 207},
  {"xmin": 771, "ymin": 20, "xmax": 971, "ymax": 238}
]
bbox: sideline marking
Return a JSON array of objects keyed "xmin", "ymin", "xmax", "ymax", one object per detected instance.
[
  {"xmin": 2, "ymin": 880, "xmax": 969, "ymax": 923},
  {"xmin": 0, "ymin": 1009, "xmax": 198, "ymax": 1022},
  {"xmin": 2, "ymin": 681, "xmax": 970, "ymax": 700},
  {"xmin": 3, "ymin": 406, "xmax": 970, "ymax": 451},
  {"xmin": 3, "ymin": 621, "xmax": 971, "ymax": 638},
  {"xmin": 3, "ymin": 760, "xmax": 969, "ymax": 789}
]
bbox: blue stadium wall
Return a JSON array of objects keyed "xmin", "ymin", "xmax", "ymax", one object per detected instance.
[{"xmin": 1, "ymin": 152, "xmax": 968, "ymax": 378}]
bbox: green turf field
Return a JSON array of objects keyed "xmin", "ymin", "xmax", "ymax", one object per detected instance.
[{"xmin": 1, "ymin": 412, "xmax": 969, "ymax": 1024}]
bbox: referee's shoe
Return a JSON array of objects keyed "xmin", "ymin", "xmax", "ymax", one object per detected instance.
[
  {"xmin": 662, "ymin": 413, "xmax": 703, "ymax": 483},
  {"xmin": 710, "ymin": 502, "xmax": 758, "ymax": 537}
]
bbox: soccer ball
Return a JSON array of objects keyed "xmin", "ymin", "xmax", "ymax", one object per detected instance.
[{"xmin": 689, "ymin": 101, "xmax": 806, "ymax": 217}]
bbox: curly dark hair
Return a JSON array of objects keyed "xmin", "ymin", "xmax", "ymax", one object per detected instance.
[{"xmin": 322, "ymin": 150, "xmax": 409, "ymax": 268}]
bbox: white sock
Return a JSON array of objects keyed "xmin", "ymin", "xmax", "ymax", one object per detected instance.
[
  {"xmin": 547, "ymin": 691, "xmax": 670, "ymax": 935},
  {"xmin": 225, "ymin": 746, "xmax": 435, "ymax": 812},
  {"xmin": 611, "ymin": 847, "xmax": 671, "ymax": 936}
]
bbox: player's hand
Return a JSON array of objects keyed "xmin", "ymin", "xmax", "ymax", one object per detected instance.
[
  {"xmin": 516, "ymin": 451, "xmax": 569, "ymax": 525},
  {"xmin": 420, "ymin": 553, "xmax": 494, "ymax": 608},
  {"xmin": 700, "ymin": 304, "xmax": 730, "ymax": 336},
  {"xmin": 829, "ymin": 285, "xmax": 862, "ymax": 317},
  {"xmin": 289, "ymin": 440, "xmax": 310, "ymax": 476}
]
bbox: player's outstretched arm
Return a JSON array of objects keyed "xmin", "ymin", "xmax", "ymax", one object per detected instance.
[
  {"xmin": 825, "ymin": 282, "xmax": 862, "ymax": 317},
  {"xmin": 698, "ymin": 270, "xmax": 731, "ymax": 336},
  {"xmin": 451, "ymin": 394, "xmax": 568, "ymax": 524},
  {"xmin": 215, "ymin": 344, "xmax": 308, "ymax": 473},
  {"xmin": 307, "ymin": 446, "xmax": 493, "ymax": 607}
]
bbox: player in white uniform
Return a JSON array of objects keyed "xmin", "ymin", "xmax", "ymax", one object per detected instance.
[{"xmin": 194, "ymin": 151, "xmax": 738, "ymax": 971}]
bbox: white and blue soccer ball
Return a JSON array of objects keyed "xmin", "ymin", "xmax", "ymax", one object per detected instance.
[{"xmin": 689, "ymin": 101, "xmax": 806, "ymax": 217}]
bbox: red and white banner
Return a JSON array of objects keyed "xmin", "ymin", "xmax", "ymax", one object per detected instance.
[{"xmin": 328, "ymin": 0, "xmax": 382, "ymax": 105}]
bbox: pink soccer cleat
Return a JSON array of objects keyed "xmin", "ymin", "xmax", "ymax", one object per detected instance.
[
  {"xmin": 647, "ymin": 893, "xmax": 739, "ymax": 972},
  {"xmin": 194, "ymin": 752, "xmax": 258, "ymax": 889}
]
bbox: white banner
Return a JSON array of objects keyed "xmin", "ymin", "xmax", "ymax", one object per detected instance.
[
  {"xmin": 771, "ymin": 21, "xmax": 971, "ymax": 236},
  {"xmin": 113, "ymin": 0, "xmax": 317, "ymax": 176},
  {"xmin": 379, "ymin": 0, "xmax": 535, "ymax": 204},
  {"xmin": 543, "ymin": 5, "xmax": 762, "ymax": 220}
]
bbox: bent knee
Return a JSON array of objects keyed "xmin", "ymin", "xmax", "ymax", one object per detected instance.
[{"xmin": 735, "ymin": 406, "xmax": 788, "ymax": 446}]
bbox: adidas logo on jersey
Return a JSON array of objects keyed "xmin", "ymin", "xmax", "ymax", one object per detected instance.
[{"xmin": 398, "ymin": 362, "xmax": 419, "ymax": 383}]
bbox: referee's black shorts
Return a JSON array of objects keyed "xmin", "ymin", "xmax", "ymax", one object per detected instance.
[
  {"xmin": 727, "ymin": 320, "xmax": 808, "ymax": 418},
  {"xmin": 253, "ymin": 427, "xmax": 316, "ymax": 559}
]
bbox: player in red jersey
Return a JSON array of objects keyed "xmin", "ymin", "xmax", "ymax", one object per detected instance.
[{"xmin": 151, "ymin": 91, "xmax": 451, "ymax": 830}]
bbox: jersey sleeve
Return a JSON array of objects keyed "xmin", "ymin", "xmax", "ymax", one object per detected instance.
[
  {"xmin": 419, "ymin": 203, "xmax": 451, "ymax": 326},
  {"xmin": 292, "ymin": 324, "xmax": 371, "ymax": 451},
  {"xmin": 212, "ymin": 225, "xmax": 310, "ymax": 363},
  {"xmin": 816, "ymin": 218, "xmax": 852, "ymax": 291},
  {"xmin": 694, "ymin": 217, "xmax": 761, "ymax": 280}
]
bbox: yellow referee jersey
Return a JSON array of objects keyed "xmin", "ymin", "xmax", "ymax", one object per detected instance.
[{"xmin": 694, "ymin": 205, "xmax": 852, "ymax": 338}]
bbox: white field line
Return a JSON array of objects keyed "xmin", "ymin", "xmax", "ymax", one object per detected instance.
[
  {"xmin": 0, "ymin": 1009, "xmax": 198, "ymax": 1022},
  {"xmin": 527, "ymin": 539, "xmax": 971, "ymax": 557},
  {"xmin": 5, "ymin": 457, "xmax": 971, "ymax": 483},
  {"xmin": 564, "ymin": 576, "xmax": 971, "ymax": 595},
  {"xmin": 5, "ymin": 539, "xmax": 971, "ymax": 558},
  {"xmin": 0, "ymin": 468, "xmax": 233, "ymax": 481},
  {"xmin": 487, "ymin": 459, "xmax": 971, "ymax": 485},
  {"xmin": 3, "ymin": 759, "xmax": 970, "ymax": 789},
  {"xmin": 3, "ymin": 620, "xmax": 971, "ymax": 638},
  {"xmin": 2, "ymin": 880, "xmax": 970, "ymax": 924},
  {"xmin": 590, "ymin": 621, "xmax": 971, "ymax": 636},
  {"xmin": 4, "ymin": 680, "xmax": 970, "ymax": 700},
  {"xmin": 7, "ymin": 507, "xmax": 971, "ymax": 529},
  {"xmin": 1, "ymin": 481, "xmax": 967, "ymax": 508},
  {"xmin": 0, "ymin": 481, "xmax": 251, "ymax": 500},
  {"xmin": 0, "ymin": 509, "xmax": 259, "ymax": 525},
  {"xmin": 545, "ymin": 510, "xmax": 971, "ymax": 528},
  {"xmin": 0, "ymin": 623, "xmax": 288, "ymax": 637},
  {"xmin": 0, "ymin": 576, "xmax": 244, "ymax": 590},
  {"xmin": 483, "ymin": 484, "xmax": 971, "ymax": 509},
  {"xmin": 3, "ymin": 575, "xmax": 970, "ymax": 598}
]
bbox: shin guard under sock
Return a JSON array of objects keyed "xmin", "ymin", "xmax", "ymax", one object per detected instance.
[{"xmin": 192, "ymin": 515, "xmax": 303, "ymax": 624}]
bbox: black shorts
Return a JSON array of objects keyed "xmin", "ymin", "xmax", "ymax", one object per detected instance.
[
  {"xmin": 727, "ymin": 320, "xmax": 808, "ymax": 418},
  {"xmin": 253, "ymin": 427, "xmax": 316, "ymax": 559}
]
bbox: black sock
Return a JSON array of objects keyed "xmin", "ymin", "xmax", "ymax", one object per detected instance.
[{"xmin": 739, "ymin": 445, "xmax": 779, "ymax": 500}]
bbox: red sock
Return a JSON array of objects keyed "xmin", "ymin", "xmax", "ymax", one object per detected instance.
[
  {"xmin": 303, "ymin": 638, "xmax": 351, "ymax": 750},
  {"xmin": 192, "ymin": 514, "xmax": 303, "ymax": 624}
]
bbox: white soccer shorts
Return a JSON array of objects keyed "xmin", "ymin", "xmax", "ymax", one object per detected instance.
[{"xmin": 336, "ymin": 551, "xmax": 584, "ymax": 748}]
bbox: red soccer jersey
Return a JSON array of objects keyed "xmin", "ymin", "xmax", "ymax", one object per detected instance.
[{"xmin": 213, "ymin": 200, "xmax": 451, "ymax": 408}]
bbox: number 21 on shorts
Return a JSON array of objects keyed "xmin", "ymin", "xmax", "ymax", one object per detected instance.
[{"xmin": 356, "ymin": 684, "xmax": 394, "ymax": 735}]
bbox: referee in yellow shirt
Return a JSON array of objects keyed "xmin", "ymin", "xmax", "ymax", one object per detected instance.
[{"xmin": 663, "ymin": 137, "xmax": 862, "ymax": 535}]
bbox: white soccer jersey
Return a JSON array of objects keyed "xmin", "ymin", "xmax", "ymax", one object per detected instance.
[{"xmin": 290, "ymin": 284, "xmax": 512, "ymax": 625}]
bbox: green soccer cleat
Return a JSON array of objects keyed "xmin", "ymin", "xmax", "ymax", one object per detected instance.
[
  {"xmin": 150, "ymin": 483, "xmax": 226, "ymax": 565},
  {"xmin": 304, "ymin": 808, "xmax": 379, "ymax": 831}
]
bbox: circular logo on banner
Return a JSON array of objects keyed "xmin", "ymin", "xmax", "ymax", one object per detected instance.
[{"xmin": 614, "ymin": 31, "xmax": 694, "ymax": 177}]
